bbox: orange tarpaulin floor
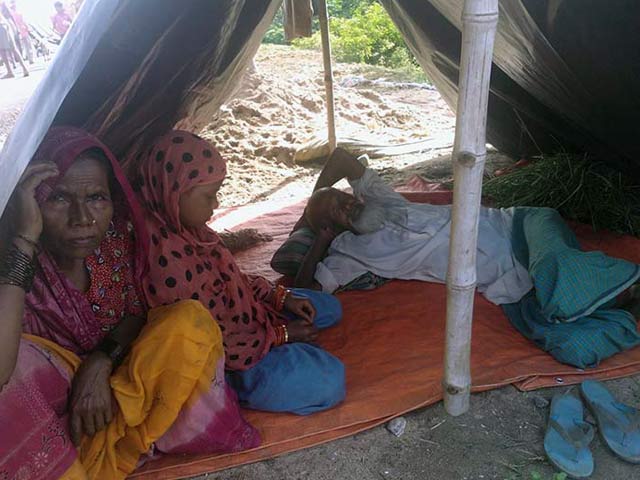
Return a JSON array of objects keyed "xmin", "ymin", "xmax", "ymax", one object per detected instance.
[{"xmin": 131, "ymin": 189, "xmax": 640, "ymax": 479}]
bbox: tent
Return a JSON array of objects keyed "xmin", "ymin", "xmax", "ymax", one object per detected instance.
[{"xmin": 1, "ymin": 0, "xmax": 638, "ymax": 471}]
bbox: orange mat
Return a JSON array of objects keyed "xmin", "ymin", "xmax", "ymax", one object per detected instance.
[{"xmin": 131, "ymin": 191, "xmax": 640, "ymax": 479}]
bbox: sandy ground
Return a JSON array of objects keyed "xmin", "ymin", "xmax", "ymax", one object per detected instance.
[
  {"xmin": 202, "ymin": 45, "xmax": 460, "ymax": 207},
  {"xmin": 2, "ymin": 45, "xmax": 639, "ymax": 480}
]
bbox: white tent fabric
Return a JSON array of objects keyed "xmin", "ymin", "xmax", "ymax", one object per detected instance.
[
  {"xmin": 0, "ymin": 0, "xmax": 121, "ymax": 215},
  {"xmin": 0, "ymin": 0, "xmax": 280, "ymax": 216}
]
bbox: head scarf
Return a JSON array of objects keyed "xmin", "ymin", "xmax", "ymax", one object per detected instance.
[
  {"xmin": 22, "ymin": 127, "xmax": 148, "ymax": 354},
  {"xmin": 137, "ymin": 130, "xmax": 281, "ymax": 371}
]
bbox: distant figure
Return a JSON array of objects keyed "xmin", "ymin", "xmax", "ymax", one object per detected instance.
[
  {"xmin": 51, "ymin": 1, "xmax": 72, "ymax": 39},
  {"xmin": 33, "ymin": 35, "xmax": 50, "ymax": 61},
  {"xmin": 9, "ymin": 0, "xmax": 33, "ymax": 64},
  {"xmin": 0, "ymin": 3, "xmax": 28, "ymax": 78}
]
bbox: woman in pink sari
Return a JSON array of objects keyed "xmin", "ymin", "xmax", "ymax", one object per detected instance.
[{"xmin": 0, "ymin": 127, "xmax": 258, "ymax": 480}]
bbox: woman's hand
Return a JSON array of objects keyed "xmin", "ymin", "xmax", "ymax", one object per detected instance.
[
  {"xmin": 12, "ymin": 162, "xmax": 59, "ymax": 241},
  {"xmin": 69, "ymin": 351, "xmax": 114, "ymax": 446},
  {"xmin": 286, "ymin": 320, "xmax": 319, "ymax": 343},
  {"xmin": 284, "ymin": 295, "xmax": 316, "ymax": 323}
]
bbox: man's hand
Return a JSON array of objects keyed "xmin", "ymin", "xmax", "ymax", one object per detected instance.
[
  {"xmin": 284, "ymin": 295, "xmax": 316, "ymax": 323},
  {"xmin": 312, "ymin": 147, "xmax": 365, "ymax": 192},
  {"xmin": 69, "ymin": 352, "xmax": 115, "ymax": 446},
  {"xmin": 293, "ymin": 228, "xmax": 336, "ymax": 288},
  {"xmin": 286, "ymin": 320, "xmax": 319, "ymax": 343}
]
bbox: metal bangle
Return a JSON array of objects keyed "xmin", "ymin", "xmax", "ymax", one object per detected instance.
[{"xmin": 0, "ymin": 245, "xmax": 35, "ymax": 292}]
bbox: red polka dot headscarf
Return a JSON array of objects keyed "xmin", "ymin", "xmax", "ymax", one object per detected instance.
[
  {"xmin": 137, "ymin": 130, "xmax": 282, "ymax": 371},
  {"xmin": 139, "ymin": 130, "xmax": 226, "ymax": 233}
]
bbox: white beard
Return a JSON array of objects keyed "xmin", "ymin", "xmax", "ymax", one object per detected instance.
[{"xmin": 351, "ymin": 203, "xmax": 387, "ymax": 234}]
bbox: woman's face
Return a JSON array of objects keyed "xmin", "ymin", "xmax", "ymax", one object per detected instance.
[
  {"xmin": 40, "ymin": 155, "xmax": 114, "ymax": 261},
  {"xmin": 178, "ymin": 181, "xmax": 222, "ymax": 228}
]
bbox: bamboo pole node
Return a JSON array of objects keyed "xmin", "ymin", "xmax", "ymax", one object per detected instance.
[
  {"xmin": 445, "ymin": 384, "xmax": 464, "ymax": 395},
  {"xmin": 457, "ymin": 151, "xmax": 477, "ymax": 167}
]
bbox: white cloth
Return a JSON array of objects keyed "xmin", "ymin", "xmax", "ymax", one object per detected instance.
[{"xmin": 314, "ymin": 168, "xmax": 533, "ymax": 304}]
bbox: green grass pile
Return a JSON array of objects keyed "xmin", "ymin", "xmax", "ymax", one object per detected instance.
[{"xmin": 483, "ymin": 153, "xmax": 640, "ymax": 236}]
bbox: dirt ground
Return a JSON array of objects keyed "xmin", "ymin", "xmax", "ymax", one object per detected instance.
[
  {"xmin": 203, "ymin": 44, "xmax": 459, "ymax": 207},
  {"xmin": 2, "ymin": 44, "xmax": 640, "ymax": 480},
  {"xmin": 202, "ymin": 379, "xmax": 640, "ymax": 480}
]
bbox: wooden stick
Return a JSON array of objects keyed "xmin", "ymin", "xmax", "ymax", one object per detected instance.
[
  {"xmin": 316, "ymin": 0, "xmax": 337, "ymax": 152},
  {"xmin": 443, "ymin": 0, "xmax": 499, "ymax": 416}
]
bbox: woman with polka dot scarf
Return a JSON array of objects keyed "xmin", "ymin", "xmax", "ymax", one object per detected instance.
[{"xmin": 137, "ymin": 131, "xmax": 346, "ymax": 415}]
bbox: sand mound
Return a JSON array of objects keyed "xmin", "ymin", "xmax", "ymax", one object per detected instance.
[{"xmin": 200, "ymin": 45, "xmax": 454, "ymax": 206}]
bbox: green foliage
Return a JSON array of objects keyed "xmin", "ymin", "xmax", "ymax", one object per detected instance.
[
  {"xmin": 483, "ymin": 153, "xmax": 640, "ymax": 236},
  {"xmin": 506, "ymin": 471, "xmax": 567, "ymax": 480},
  {"xmin": 530, "ymin": 472, "xmax": 567, "ymax": 480},
  {"xmin": 292, "ymin": 1, "xmax": 422, "ymax": 77},
  {"xmin": 327, "ymin": 0, "xmax": 375, "ymax": 18},
  {"xmin": 264, "ymin": 1, "xmax": 423, "ymax": 79},
  {"xmin": 263, "ymin": 6, "xmax": 286, "ymax": 45},
  {"xmin": 332, "ymin": 2, "xmax": 407, "ymax": 67},
  {"xmin": 263, "ymin": 0, "xmax": 371, "ymax": 45}
]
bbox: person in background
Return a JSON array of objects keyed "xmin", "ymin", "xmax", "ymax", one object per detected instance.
[
  {"xmin": 51, "ymin": 1, "xmax": 72, "ymax": 39},
  {"xmin": 8, "ymin": 0, "xmax": 33, "ymax": 64},
  {"xmin": 0, "ymin": 1, "xmax": 27, "ymax": 78}
]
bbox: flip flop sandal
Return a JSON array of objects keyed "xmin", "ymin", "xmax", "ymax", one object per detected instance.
[
  {"xmin": 544, "ymin": 392, "xmax": 595, "ymax": 478},
  {"xmin": 580, "ymin": 380, "xmax": 640, "ymax": 463}
]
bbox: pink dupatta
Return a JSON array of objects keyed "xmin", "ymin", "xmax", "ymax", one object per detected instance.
[
  {"xmin": 137, "ymin": 131, "xmax": 286, "ymax": 371},
  {"xmin": 22, "ymin": 127, "xmax": 149, "ymax": 354}
]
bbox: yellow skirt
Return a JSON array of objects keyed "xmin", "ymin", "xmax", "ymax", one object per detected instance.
[{"xmin": 26, "ymin": 300, "xmax": 222, "ymax": 480}]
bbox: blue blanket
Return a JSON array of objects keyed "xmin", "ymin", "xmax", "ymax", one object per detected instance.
[{"xmin": 503, "ymin": 208, "xmax": 640, "ymax": 368}]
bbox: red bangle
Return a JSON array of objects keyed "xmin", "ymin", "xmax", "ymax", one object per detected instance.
[
  {"xmin": 273, "ymin": 285, "xmax": 290, "ymax": 312},
  {"xmin": 274, "ymin": 324, "xmax": 288, "ymax": 346}
]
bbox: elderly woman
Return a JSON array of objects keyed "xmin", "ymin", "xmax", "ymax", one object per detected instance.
[
  {"xmin": 0, "ymin": 128, "xmax": 258, "ymax": 480},
  {"xmin": 136, "ymin": 131, "xmax": 346, "ymax": 415}
]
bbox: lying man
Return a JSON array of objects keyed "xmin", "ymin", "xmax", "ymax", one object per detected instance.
[{"xmin": 271, "ymin": 148, "xmax": 640, "ymax": 368}]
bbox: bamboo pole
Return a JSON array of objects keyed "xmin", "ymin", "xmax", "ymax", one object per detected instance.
[
  {"xmin": 316, "ymin": 0, "xmax": 337, "ymax": 152},
  {"xmin": 443, "ymin": 0, "xmax": 499, "ymax": 416}
]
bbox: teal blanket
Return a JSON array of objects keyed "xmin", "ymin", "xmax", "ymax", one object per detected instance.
[{"xmin": 503, "ymin": 208, "xmax": 640, "ymax": 368}]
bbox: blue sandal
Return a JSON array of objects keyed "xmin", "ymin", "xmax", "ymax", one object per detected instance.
[
  {"xmin": 544, "ymin": 393, "xmax": 595, "ymax": 478},
  {"xmin": 580, "ymin": 380, "xmax": 640, "ymax": 463}
]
